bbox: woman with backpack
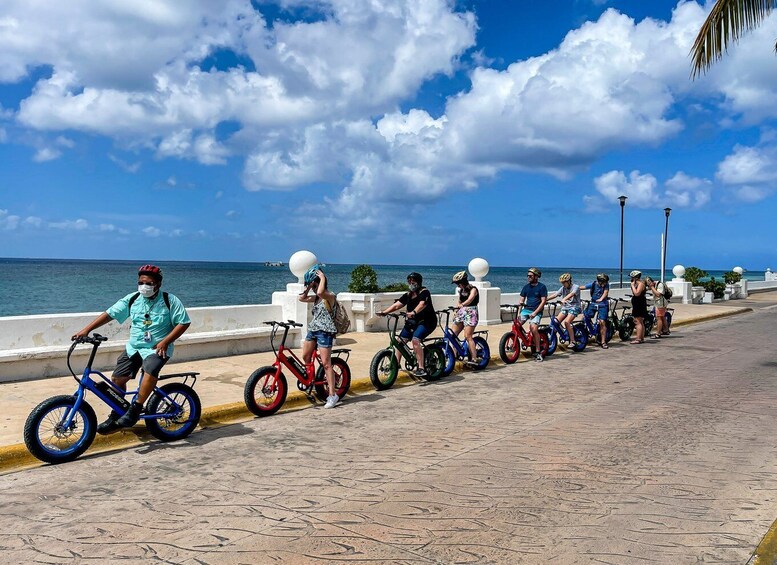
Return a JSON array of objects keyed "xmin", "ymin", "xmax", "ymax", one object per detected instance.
[
  {"xmin": 299, "ymin": 264, "xmax": 340, "ymax": 409},
  {"xmin": 645, "ymin": 276, "xmax": 670, "ymax": 338}
]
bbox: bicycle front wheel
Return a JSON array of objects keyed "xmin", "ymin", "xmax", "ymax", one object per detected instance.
[
  {"xmin": 244, "ymin": 367, "xmax": 287, "ymax": 417},
  {"xmin": 369, "ymin": 349, "xmax": 399, "ymax": 390},
  {"xmin": 24, "ymin": 395, "xmax": 97, "ymax": 464},
  {"xmin": 145, "ymin": 383, "xmax": 201, "ymax": 442},
  {"xmin": 618, "ymin": 316, "xmax": 635, "ymax": 341},
  {"xmin": 499, "ymin": 331, "xmax": 521, "ymax": 364}
]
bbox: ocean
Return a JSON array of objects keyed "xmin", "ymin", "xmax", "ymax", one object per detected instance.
[{"xmin": 0, "ymin": 258, "xmax": 761, "ymax": 317}]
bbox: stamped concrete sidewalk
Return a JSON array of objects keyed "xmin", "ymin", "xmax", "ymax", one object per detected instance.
[
  {"xmin": 1, "ymin": 295, "xmax": 776, "ymax": 563},
  {"xmin": 0, "ymin": 298, "xmax": 756, "ymax": 455}
]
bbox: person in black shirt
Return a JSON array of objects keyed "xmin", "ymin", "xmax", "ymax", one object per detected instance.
[
  {"xmin": 377, "ymin": 272, "xmax": 437, "ymax": 377},
  {"xmin": 451, "ymin": 270, "xmax": 480, "ymax": 366}
]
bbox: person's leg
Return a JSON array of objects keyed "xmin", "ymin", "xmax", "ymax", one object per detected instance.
[
  {"xmin": 655, "ymin": 307, "xmax": 666, "ymax": 337},
  {"xmin": 318, "ymin": 345, "xmax": 334, "ymax": 395},
  {"xmin": 563, "ymin": 311, "xmax": 576, "ymax": 344},
  {"xmin": 632, "ymin": 316, "xmax": 644, "ymax": 343},
  {"xmin": 302, "ymin": 335, "xmax": 317, "ymax": 377},
  {"xmin": 598, "ymin": 308, "xmax": 609, "ymax": 348},
  {"xmin": 118, "ymin": 353, "xmax": 167, "ymax": 427},
  {"xmin": 462, "ymin": 325, "xmax": 476, "ymax": 362},
  {"xmin": 398, "ymin": 327, "xmax": 412, "ymax": 366},
  {"xmin": 451, "ymin": 321, "xmax": 464, "ymax": 338},
  {"xmin": 530, "ymin": 319, "xmax": 543, "ymax": 360},
  {"xmin": 98, "ymin": 352, "xmax": 138, "ymax": 434}
]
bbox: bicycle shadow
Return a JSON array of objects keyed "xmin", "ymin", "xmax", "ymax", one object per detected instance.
[{"xmin": 133, "ymin": 422, "xmax": 254, "ymax": 455}]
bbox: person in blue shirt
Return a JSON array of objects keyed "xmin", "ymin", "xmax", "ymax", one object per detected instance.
[
  {"xmin": 518, "ymin": 267, "xmax": 548, "ymax": 362},
  {"xmin": 72, "ymin": 265, "xmax": 191, "ymax": 433},
  {"xmin": 581, "ymin": 273, "xmax": 610, "ymax": 349}
]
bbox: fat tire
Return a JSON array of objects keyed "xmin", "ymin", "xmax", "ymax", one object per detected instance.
[
  {"xmin": 546, "ymin": 329, "xmax": 558, "ymax": 356},
  {"xmin": 315, "ymin": 358, "xmax": 351, "ymax": 401},
  {"xmin": 572, "ymin": 323, "xmax": 588, "ymax": 351},
  {"xmin": 499, "ymin": 331, "xmax": 521, "ymax": 364},
  {"xmin": 369, "ymin": 349, "xmax": 399, "ymax": 390},
  {"xmin": 422, "ymin": 344, "xmax": 446, "ymax": 381},
  {"xmin": 618, "ymin": 317, "xmax": 635, "ymax": 341},
  {"xmin": 144, "ymin": 383, "xmax": 201, "ymax": 442},
  {"xmin": 244, "ymin": 367, "xmax": 288, "ymax": 417},
  {"xmin": 441, "ymin": 342, "xmax": 456, "ymax": 377},
  {"xmin": 24, "ymin": 395, "xmax": 97, "ymax": 464},
  {"xmin": 472, "ymin": 336, "xmax": 490, "ymax": 370}
]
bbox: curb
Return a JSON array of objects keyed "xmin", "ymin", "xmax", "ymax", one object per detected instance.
[
  {"xmin": 0, "ymin": 306, "xmax": 754, "ymax": 475},
  {"xmin": 750, "ymin": 517, "xmax": 777, "ymax": 564}
]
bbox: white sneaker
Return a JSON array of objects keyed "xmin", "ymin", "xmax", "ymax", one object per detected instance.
[{"xmin": 324, "ymin": 394, "xmax": 339, "ymax": 409}]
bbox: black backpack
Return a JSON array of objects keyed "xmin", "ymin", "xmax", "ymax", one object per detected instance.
[{"xmin": 128, "ymin": 291, "xmax": 171, "ymax": 312}]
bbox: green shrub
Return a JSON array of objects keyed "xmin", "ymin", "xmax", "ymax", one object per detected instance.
[
  {"xmin": 684, "ymin": 266, "xmax": 709, "ymax": 286},
  {"xmin": 348, "ymin": 264, "xmax": 379, "ymax": 293},
  {"xmin": 703, "ymin": 277, "xmax": 726, "ymax": 299},
  {"xmin": 723, "ymin": 271, "xmax": 742, "ymax": 284},
  {"xmin": 380, "ymin": 282, "xmax": 409, "ymax": 292}
]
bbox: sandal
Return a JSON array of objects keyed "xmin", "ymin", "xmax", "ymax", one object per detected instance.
[
  {"xmin": 568, "ymin": 341, "xmax": 577, "ymax": 348},
  {"xmin": 600, "ymin": 343, "xmax": 609, "ymax": 349},
  {"xmin": 651, "ymin": 334, "xmax": 661, "ymax": 339},
  {"xmin": 630, "ymin": 339, "xmax": 644, "ymax": 344}
]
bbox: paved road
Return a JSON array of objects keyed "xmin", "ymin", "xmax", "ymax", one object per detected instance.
[{"xmin": 2, "ymin": 298, "xmax": 777, "ymax": 564}]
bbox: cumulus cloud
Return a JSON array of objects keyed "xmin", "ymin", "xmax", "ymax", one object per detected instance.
[
  {"xmin": 586, "ymin": 169, "xmax": 711, "ymax": 211},
  {"xmin": 49, "ymin": 218, "xmax": 88, "ymax": 230},
  {"xmin": 143, "ymin": 226, "xmax": 161, "ymax": 237},
  {"xmin": 33, "ymin": 147, "xmax": 61, "ymax": 162},
  {"xmin": 0, "ymin": 209, "xmax": 20, "ymax": 230},
  {"xmin": 716, "ymin": 142, "xmax": 777, "ymax": 202}
]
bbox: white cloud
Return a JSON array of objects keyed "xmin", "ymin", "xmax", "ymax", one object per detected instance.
[
  {"xmin": 0, "ymin": 128, "xmax": 7, "ymax": 143},
  {"xmin": 0, "ymin": 209, "xmax": 20, "ymax": 230},
  {"xmin": 143, "ymin": 226, "xmax": 161, "ymax": 237},
  {"xmin": 166, "ymin": 176, "xmax": 177, "ymax": 187},
  {"xmin": 49, "ymin": 218, "xmax": 88, "ymax": 230},
  {"xmin": 24, "ymin": 216, "xmax": 42, "ymax": 227},
  {"xmin": 716, "ymin": 142, "xmax": 777, "ymax": 202},
  {"xmin": 592, "ymin": 170, "xmax": 659, "ymax": 208},
  {"xmin": 735, "ymin": 185, "xmax": 771, "ymax": 203},
  {"xmin": 33, "ymin": 147, "xmax": 61, "ymax": 162},
  {"xmin": 664, "ymin": 171, "xmax": 711, "ymax": 208},
  {"xmin": 586, "ymin": 169, "xmax": 711, "ymax": 211},
  {"xmin": 108, "ymin": 153, "xmax": 141, "ymax": 173}
]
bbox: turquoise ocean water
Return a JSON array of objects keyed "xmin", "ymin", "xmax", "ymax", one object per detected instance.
[{"xmin": 0, "ymin": 258, "xmax": 761, "ymax": 317}]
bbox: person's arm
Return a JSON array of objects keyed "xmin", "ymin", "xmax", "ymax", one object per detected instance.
[
  {"xmin": 155, "ymin": 323, "xmax": 190, "ymax": 359},
  {"xmin": 547, "ymin": 290, "xmax": 559, "ymax": 301},
  {"xmin": 532, "ymin": 295, "xmax": 547, "ymax": 317},
  {"xmin": 315, "ymin": 271, "xmax": 337, "ymax": 309},
  {"xmin": 298, "ymin": 282, "xmax": 317, "ymax": 303},
  {"xmin": 408, "ymin": 299, "xmax": 426, "ymax": 319},
  {"xmin": 378, "ymin": 300, "xmax": 404, "ymax": 316},
  {"xmin": 599, "ymin": 286, "xmax": 609, "ymax": 302},
  {"xmin": 562, "ymin": 290, "xmax": 576, "ymax": 302},
  {"xmin": 72, "ymin": 312, "xmax": 113, "ymax": 340}
]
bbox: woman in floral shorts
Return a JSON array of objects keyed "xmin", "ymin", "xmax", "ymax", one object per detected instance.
[{"xmin": 451, "ymin": 271, "xmax": 480, "ymax": 366}]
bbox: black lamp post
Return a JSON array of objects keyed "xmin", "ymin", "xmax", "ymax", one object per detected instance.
[
  {"xmin": 662, "ymin": 207, "xmax": 672, "ymax": 283},
  {"xmin": 619, "ymin": 195, "xmax": 627, "ymax": 288}
]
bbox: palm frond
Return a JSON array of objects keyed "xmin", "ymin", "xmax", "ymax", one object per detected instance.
[{"xmin": 690, "ymin": 0, "xmax": 776, "ymax": 78}]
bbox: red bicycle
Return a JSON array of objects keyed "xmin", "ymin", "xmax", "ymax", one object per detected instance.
[
  {"xmin": 244, "ymin": 321, "xmax": 351, "ymax": 416},
  {"xmin": 498, "ymin": 304, "xmax": 550, "ymax": 363}
]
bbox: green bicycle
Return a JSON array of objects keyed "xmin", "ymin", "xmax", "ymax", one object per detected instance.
[{"xmin": 369, "ymin": 312, "xmax": 446, "ymax": 390}]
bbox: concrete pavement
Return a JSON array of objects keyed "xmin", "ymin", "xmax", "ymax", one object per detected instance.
[
  {"xmin": 0, "ymin": 298, "xmax": 756, "ymax": 473},
  {"xmin": 0, "ymin": 296, "xmax": 776, "ymax": 562}
]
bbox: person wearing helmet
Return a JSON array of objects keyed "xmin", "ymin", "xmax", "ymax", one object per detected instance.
[
  {"xmin": 518, "ymin": 267, "xmax": 548, "ymax": 362},
  {"xmin": 451, "ymin": 271, "xmax": 480, "ymax": 366},
  {"xmin": 581, "ymin": 273, "xmax": 610, "ymax": 348},
  {"xmin": 547, "ymin": 273, "xmax": 582, "ymax": 348},
  {"xmin": 377, "ymin": 272, "xmax": 437, "ymax": 377},
  {"xmin": 629, "ymin": 270, "xmax": 647, "ymax": 344},
  {"xmin": 299, "ymin": 264, "xmax": 340, "ymax": 408},
  {"xmin": 72, "ymin": 265, "xmax": 191, "ymax": 432}
]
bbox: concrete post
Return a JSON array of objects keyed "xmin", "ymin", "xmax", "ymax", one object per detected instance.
[
  {"xmin": 667, "ymin": 264, "xmax": 692, "ymax": 305},
  {"xmin": 468, "ymin": 258, "xmax": 503, "ymax": 326}
]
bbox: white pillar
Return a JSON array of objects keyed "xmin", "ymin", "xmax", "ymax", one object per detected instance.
[
  {"xmin": 271, "ymin": 250, "xmax": 317, "ymax": 346},
  {"xmin": 468, "ymin": 258, "xmax": 502, "ymax": 326},
  {"xmin": 667, "ymin": 264, "xmax": 692, "ymax": 305}
]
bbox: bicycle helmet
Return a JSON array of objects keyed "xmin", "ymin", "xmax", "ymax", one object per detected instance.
[
  {"xmin": 527, "ymin": 267, "xmax": 541, "ymax": 277},
  {"xmin": 304, "ymin": 264, "xmax": 322, "ymax": 286},
  {"xmin": 138, "ymin": 264, "xmax": 163, "ymax": 282},
  {"xmin": 596, "ymin": 273, "xmax": 609, "ymax": 283},
  {"xmin": 559, "ymin": 273, "xmax": 572, "ymax": 283},
  {"xmin": 451, "ymin": 271, "xmax": 468, "ymax": 284},
  {"xmin": 629, "ymin": 270, "xmax": 642, "ymax": 279},
  {"xmin": 407, "ymin": 272, "xmax": 423, "ymax": 284}
]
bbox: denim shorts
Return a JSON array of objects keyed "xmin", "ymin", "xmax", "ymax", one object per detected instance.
[
  {"xmin": 520, "ymin": 308, "xmax": 542, "ymax": 326},
  {"xmin": 560, "ymin": 306, "xmax": 581, "ymax": 317},
  {"xmin": 586, "ymin": 303, "xmax": 608, "ymax": 321},
  {"xmin": 400, "ymin": 322, "xmax": 435, "ymax": 341},
  {"xmin": 305, "ymin": 330, "xmax": 335, "ymax": 348}
]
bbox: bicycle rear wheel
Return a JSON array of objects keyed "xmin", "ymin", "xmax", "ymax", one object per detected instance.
[
  {"xmin": 145, "ymin": 383, "xmax": 201, "ymax": 442},
  {"xmin": 572, "ymin": 323, "xmax": 587, "ymax": 351},
  {"xmin": 422, "ymin": 343, "xmax": 446, "ymax": 381},
  {"xmin": 315, "ymin": 358, "xmax": 351, "ymax": 401},
  {"xmin": 472, "ymin": 336, "xmax": 490, "ymax": 370},
  {"xmin": 618, "ymin": 316, "xmax": 635, "ymax": 341}
]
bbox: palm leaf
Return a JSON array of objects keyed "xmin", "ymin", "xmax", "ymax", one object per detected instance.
[{"xmin": 690, "ymin": 0, "xmax": 776, "ymax": 78}]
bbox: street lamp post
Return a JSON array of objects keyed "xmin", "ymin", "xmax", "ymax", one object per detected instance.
[
  {"xmin": 662, "ymin": 207, "xmax": 672, "ymax": 283},
  {"xmin": 619, "ymin": 195, "xmax": 627, "ymax": 289}
]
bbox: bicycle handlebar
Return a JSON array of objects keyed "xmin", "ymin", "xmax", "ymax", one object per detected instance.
[
  {"xmin": 71, "ymin": 333, "xmax": 108, "ymax": 345},
  {"xmin": 263, "ymin": 320, "xmax": 303, "ymax": 328}
]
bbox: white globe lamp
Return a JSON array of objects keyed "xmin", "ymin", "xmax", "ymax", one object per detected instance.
[
  {"xmin": 733, "ymin": 266, "xmax": 744, "ymax": 275},
  {"xmin": 468, "ymin": 258, "xmax": 489, "ymax": 282},
  {"xmin": 672, "ymin": 265, "xmax": 685, "ymax": 280},
  {"xmin": 289, "ymin": 250, "xmax": 318, "ymax": 283}
]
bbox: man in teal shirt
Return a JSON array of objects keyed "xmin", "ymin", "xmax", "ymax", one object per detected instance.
[{"xmin": 73, "ymin": 265, "xmax": 191, "ymax": 433}]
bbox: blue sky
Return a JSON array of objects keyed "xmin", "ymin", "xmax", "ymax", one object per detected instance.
[{"xmin": 1, "ymin": 0, "xmax": 776, "ymax": 270}]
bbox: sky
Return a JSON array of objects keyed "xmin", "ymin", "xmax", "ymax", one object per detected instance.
[{"xmin": 0, "ymin": 0, "xmax": 776, "ymax": 270}]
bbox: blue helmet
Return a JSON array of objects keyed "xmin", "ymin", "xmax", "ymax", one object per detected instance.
[{"xmin": 304, "ymin": 264, "xmax": 322, "ymax": 285}]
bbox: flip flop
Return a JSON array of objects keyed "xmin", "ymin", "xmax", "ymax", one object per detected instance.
[
  {"xmin": 630, "ymin": 339, "xmax": 643, "ymax": 344},
  {"xmin": 600, "ymin": 343, "xmax": 609, "ymax": 349}
]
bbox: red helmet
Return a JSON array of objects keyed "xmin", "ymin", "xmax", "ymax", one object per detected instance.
[{"xmin": 138, "ymin": 264, "xmax": 163, "ymax": 282}]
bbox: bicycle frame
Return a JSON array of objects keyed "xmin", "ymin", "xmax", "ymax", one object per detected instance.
[
  {"xmin": 265, "ymin": 321, "xmax": 350, "ymax": 389},
  {"xmin": 382, "ymin": 313, "xmax": 425, "ymax": 368},
  {"xmin": 501, "ymin": 304, "xmax": 539, "ymax": 349},
  {"xmin": 436, "ymin": 308, "xmax": 488, "ymax": 360},
  {"xmin": 62, "ymin": 336, "xmax": 198, "ymax": 429}
]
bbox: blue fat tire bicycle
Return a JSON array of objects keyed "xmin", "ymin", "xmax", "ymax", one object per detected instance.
[
  {"xmin": 434, "ymin": 307, "xmax": 490, "ymax": 377},
  {"xmin": 545, "ymin": 302, "xmax": 588, "ymax": 355},
  {"xmin": 23, "ymin": 334, "xmax": 201, "ymax": 464}
]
